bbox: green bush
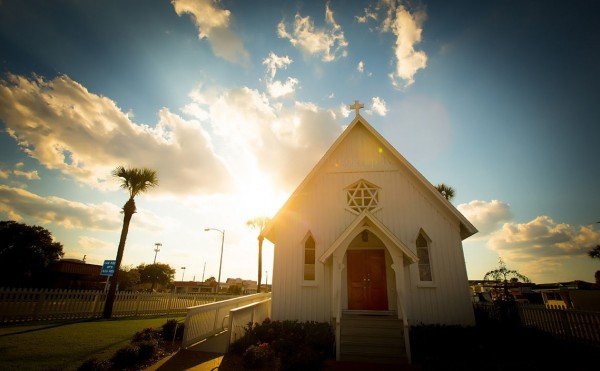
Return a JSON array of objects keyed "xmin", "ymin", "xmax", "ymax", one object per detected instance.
[
  {"xmin": 110, "ymin": 344, "xmax": 140, "ymax": 368},
  {"xmin": 230, "ymin": 318, "xmax": 334, "ymax": 370},
  {"xmin": 161, "ymin": 319, "xmax": 184, "ymax": 341},
  {"xmin": 77, "ymin": 358, "xmax": 111, "ymax": 371},
  {"xmin": 136, "ymin": 339, "xmax": 159, "ymax": 361},
  {"xmin": 242, "ymin": 343, "xmax": 273, "ymax": 369},
  {"xmin": 131, "ymin": 327, "xmax": 160, "ymax": 343}
]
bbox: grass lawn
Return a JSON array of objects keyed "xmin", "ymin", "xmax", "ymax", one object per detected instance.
[{"xmin": 0, "ymin": 315, "xmax": 183, "ymax": 371}]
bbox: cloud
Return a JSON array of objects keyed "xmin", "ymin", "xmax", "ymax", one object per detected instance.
[
  {"xmin": 278, "ymin": 1, "xmax": 348, "ymax": 62},
  {"xmin": 171, "ymin": 0, "xmax": 249, "ymax": 64},
  {"xmin": 340, "ymin": 103, "xmax": 351, "ymax": 118},
  {"xmin": 369, "ymin": 97, "xmax": 387, "ymax": 116},
  {"xmin": 262, "ymin": 52, "xmax": 293, "ymax": 79},
  {"xmin": 356, "ymin": 6, "xmax": 377, "ymax": 23},
  {"xmin": 0, "ymin": 185, "xmax": 163, "ymax": 231},
  {"xmin": 189, "ymin": 86, "xmax": 342, "ymax": 190},
  {"xmin": 457, "ymin": 200, "xmax": 512, "ymax": 236},
  {"xmin": 357, "ymin": 1, "xmax": 427, "ymax": 87},
  {"xmin": 0, "ymin": 73, "xmax": 232, "ymax": 195},
  {"xmin": 13, "ymin": 169, "xmax": 40, "ymax": 180},
  {"xmin": 0, "ymin": 169, "xmax": 8, "ymax": 179},
  {"xmin": 267, "ymin": 77, "xmax": 299, "ymax": 98},
  {"xmin": 357, "ymin": 60, "xmax": 365, "ymax": 73},
  {"xmin": 488, "ymin": 216, "xmax": 600, "ymax": 276}
]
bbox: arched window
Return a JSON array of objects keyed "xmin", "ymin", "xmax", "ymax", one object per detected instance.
[
  {"xmin": 416, "ymin": 233, "xmax": 432, "ymax": 282},
  {"xmin": 304, "ymin": 235, "xmax": 315, "ymax": 281}
]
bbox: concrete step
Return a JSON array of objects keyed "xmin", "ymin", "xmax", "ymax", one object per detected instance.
[
  {"xmin": 341, "ymin": 317, "xmax": 403, "ymax": 329},
  {"xmin": 341, "ymin": 341, "xmax": 404, "ymax": 355},
  {"xmin": 340, "ymin": 334, "xmax": 403, "ymax": 346},
  {"xmin": 339, "ymin": 350, "xmax": 409, "ymax": 364},
  {"xmin": 341, "ymin": 325, "xmax": 404, "ymax": 337}
]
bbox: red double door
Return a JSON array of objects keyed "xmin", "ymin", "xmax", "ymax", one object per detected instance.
[{"xmin": 347, "ymin": 249, "xmax": 389, "ymax": 310}]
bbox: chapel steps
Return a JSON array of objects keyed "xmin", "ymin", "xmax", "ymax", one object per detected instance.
[{"xmin": 339, "ymin": 312, "xmax": 408, "ymax": 364}]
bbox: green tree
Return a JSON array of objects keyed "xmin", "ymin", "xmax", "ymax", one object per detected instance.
[
  {"xmin": 246, "ymin": 217, "xmax": 270, "ymax": 293},
  {"xmin": 588, "ymin": 245, "xmax": 600, "ymax": 285},
  {"xmin": 484, "ymin": 258, "xmax": 530, "ymax": 300},
  {"xmin": 435, "ymin": 183, "xmax": 455, "ymax": 201},
  {"xmin": 0, "ymin": 220, "xmax": 64, "ymax": 287},
  {"xmin": 103, "ymin": 166, "xmax": 158, "ymax": 318},
  {"xmin": 137, "ymin": 263, "xmax": 176, "ymax": 291},
  {"xmin": 116, "ymin": 266, "xmax": 140, "ymax": 291}
]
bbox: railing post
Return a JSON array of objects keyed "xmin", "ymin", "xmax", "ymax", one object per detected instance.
[
  {"xmin": 167, "ymin": 292, "xmax": 174, "ymax": 315},
  {"xmin": 134, "ymin": 292, "xmax": 142, "ymax": 317}
]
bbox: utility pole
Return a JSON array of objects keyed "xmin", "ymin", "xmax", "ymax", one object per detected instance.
[
  {"xmin": 202, "ymin": 262, "xmax": 206, "ymax": 282},
  {"xmin": 153, "ymin": 242, "xmax": 162, "ymax": 264},
  {"xmin": 265, "ymin": 270, "xmax": 269, "ymax": 292}
]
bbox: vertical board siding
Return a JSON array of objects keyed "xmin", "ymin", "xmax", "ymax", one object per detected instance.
[{"xmin": 272, "ymin": 124, "xmax": 474, "ymax": 326}]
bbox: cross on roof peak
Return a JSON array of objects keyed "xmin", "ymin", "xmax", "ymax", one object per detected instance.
[{"xmin": 348, "ymin": 100, "xmax": 364, "ymax": 116}]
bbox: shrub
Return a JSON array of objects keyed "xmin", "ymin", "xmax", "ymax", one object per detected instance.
[
  {"xmin": 242, "ymin": 343, "xmax": 272, "ymax": 369},
  {"xmin": 137, "ymin": 339, "xmax": 159, "ymax": 361},
  {"xmin": 77, "ymin": 358, "xmax": 111, "ymax": 371},
  {"xmin": 131, "ymin": 327, "xmax": 159, "ymax": 343},
  {"xmin": 162, "ymin": 319, "xmax": 184, "ymax": 341},
  {"xmin": 111, "ymin": 344, "xmax": 140, "ymax": 369}
]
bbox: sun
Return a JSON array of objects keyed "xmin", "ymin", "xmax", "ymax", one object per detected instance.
[{"xmin": 234, "ymin": 170, "xmax": 288, "ymax": 221}]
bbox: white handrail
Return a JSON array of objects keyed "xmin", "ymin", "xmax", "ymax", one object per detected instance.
[{"xmin": 182, "ymin": 293, "xmax": 271, "ymax": 349}]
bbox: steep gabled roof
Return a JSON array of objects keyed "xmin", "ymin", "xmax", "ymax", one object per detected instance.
[
  {"xmin": 319, "ymin": 210, "xmax": 418, "ymax": 263},
  {"xmin": 263, "ymin": 114, "xmax": 477, "ymax": 242}
]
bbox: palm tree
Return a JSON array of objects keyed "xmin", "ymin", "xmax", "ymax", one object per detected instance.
[
  {"xmin": 436, "ymin": 183, "xmax": 455, "ymax": 201},
  {"xmin": 484, "ymin": 258, "xmax": 530, "ymax": 300},
  {"xmin": 588, "ymin": 245, "xmax": 600, "ymax": 260},
  {"xmin": 246, "ymin": 217, "xmax": 270, "ymax": 293},
  {"xmin": 103, "ymin": 166, "xmax": 158, "ymax": 318}
]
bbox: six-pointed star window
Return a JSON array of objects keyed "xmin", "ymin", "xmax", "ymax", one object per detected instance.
[{"xmin": 345, "ymin": 179, "xmax": 380, "ymax": 214}]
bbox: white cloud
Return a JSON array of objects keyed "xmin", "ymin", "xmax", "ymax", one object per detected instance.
[
  {"xmin": 0, "ymin": 169, "xmax": 8, "ymax": 179},
  {"xmin": 488, "ymin": 216, "xmax": 600, "ymax": 276},
  {"xmin": 262, "ymin": 52, "xmax": 293, "ymax": 80},
  {"xmin": 277, "ymin": 2, "xmax": 348, "ymax": 62},
  {"xmin": 370, "ymin": 97, "xmax": 388, "ymax": 116},
  {"xmin": 340, "ymin": 103, "xmax": 351, "ymax": 118},
  {"xmin": 457, "ymin": 200, "xmax": 512, "ymax": 236},
  {"xmin": 357, "ymin": 1, "xmax": 427, "ymax": 88},
  {"xmin": 171, "ymin": 0, "xmax": 249, "ymax": 64},
  {"xmin": 387, "ymin": 5, "xmax": 427, "ymax": 88},
  {"xmin": 0, "ymin": 74, "xmax": 232, "ymax": 195},
  {"xmin": 0, "ymin": 185, "xmax": 162, "ymax": 231},
  {"xmin": 356, "ymin": 7, "xmax": 377, "ymax": 23},
  {"xmin": 267, "ymin": 77, "xmax": 299, "ymax": 99},
  {"xmin": 328, "ymin": 93, "xmax": 335, "ymax": 99},
  {"xmin": 15, "ymin": 162, "xmax": 24, "ymax": 168},
  {"xmin": 190, "ymin": 86, "xmax": 342, "ymax": 190},
  {"xmin": 357, "ymin": 60, "xmax": 365, "ymax": 73},
  {"xmin": 13, "ymin": 169, "xmax": 40, "ymax": 180}
]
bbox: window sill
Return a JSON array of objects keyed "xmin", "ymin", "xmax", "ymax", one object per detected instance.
[
  {"xmin": 302, "ymin": 281, "xmax": 318, "ymax": 287},
  {"xmin": 417, "ymin": 281, "xmax": 437, "ymax": 288}
]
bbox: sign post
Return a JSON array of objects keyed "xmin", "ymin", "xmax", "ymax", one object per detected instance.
[{"xmin": 101, "ymin": 260, "xmax": 116, "ymax": 292}]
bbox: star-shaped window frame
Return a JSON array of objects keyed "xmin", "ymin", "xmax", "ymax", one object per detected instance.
[{"xmin": 345, "ymin": 179, "xmax": 381, "ymax": 214}]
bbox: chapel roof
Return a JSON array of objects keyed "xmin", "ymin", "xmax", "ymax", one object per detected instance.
[{"xmin": 263, "ymin": 112, "xmax": 478, "ymax": 242}]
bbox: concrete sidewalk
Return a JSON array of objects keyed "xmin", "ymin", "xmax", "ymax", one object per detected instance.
[{"xmin": 145, "ymin": 350, "xmax": 419, "ymax": 370}]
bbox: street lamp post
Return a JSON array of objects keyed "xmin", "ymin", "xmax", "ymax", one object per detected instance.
[
  {"xmin": 181, "ymin": 267, "xmax": 186, "ymax": 282},
  {"xmin": 153, "ymin": 242, "xmax": 162, "ymax": 264},
  {"xmin": 204, "ymin": 228, "xmax": 225, "ymax": 294}
]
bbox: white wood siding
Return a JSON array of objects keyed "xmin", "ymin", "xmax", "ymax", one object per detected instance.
[{"xmin": 272, "ymin": 123, "xmax": 475, "ymax": 326}]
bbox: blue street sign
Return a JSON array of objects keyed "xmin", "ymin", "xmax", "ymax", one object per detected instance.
[{"xmin": 101, "ymin": 260, "xmax": 116, "ymax": 276}]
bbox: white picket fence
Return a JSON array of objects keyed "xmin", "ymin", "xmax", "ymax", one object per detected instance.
[
  {"xmin": 0, "ymin": 287, "xmax": 238, "ymax": 323},
  {"xmin": 518, "ymin": 305, "xmax": 600, "ymax": 346}
]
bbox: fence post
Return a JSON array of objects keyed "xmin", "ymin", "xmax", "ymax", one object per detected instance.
[
  {"xmin": 561, "ymin": 310, "xmax": 573, "ymax": 340},
  {"xmin": 134, "ymin": 293, "xmax": 142, "ymax": 317},
  {"xmin": 90, "ymin": 292, "xmax": 100, "ymax": 317},
  {"xmin": 32, "ymin": 290, "xmax": 46, "ymax": 321},
  {"xmin": 166, "ymin": 292, "xmax": 174, "ymax": 315}
]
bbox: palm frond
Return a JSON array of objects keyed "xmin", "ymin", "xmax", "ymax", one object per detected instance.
[
  {"xmin": 435, "ymin": 183, "xmax": 455, "ymax": 201},
  {"xmin": 246, "ymin": 216, "xmax": 271, "ymax": 233},
  {"xmin": 113, "ymin": 166, "xmax": 158, "ymax": 198}
]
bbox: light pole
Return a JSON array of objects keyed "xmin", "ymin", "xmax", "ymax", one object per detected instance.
[
  {"xmin": 204, "ymin": 228, "xmax": 225, "ymax": 294},
  {"xmin": 181, "ymin": 267, "xmax": 186, "ymax": 282},
  {"xmin": 265, "ymin": 270, "xmax": 268, "ymax": 292},
  {"xmin": 153, "ymin": 242, "xmax": 162, "ymax": 264}
]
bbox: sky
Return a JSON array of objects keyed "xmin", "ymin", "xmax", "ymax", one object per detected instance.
[{"xmin": 0, "ymin": 0, "xmax": 599, "ymax": 285}]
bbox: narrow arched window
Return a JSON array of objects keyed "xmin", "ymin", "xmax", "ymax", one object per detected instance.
[
  {"xmin": 417, "ymin": 233, "xmax": 432, "ymax": 281},
  {"xmin": 304, "ymin": 236, "xmax": 315, "ymax": 280}
]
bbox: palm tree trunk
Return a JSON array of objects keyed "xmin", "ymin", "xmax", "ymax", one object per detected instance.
[
  {"xmin": 257, "ymin": 236, "xmax": 263, "ymax": 293},
  {"xmin": 103, "ymin": 198, "xmax": 135, "ymax": 319}
]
